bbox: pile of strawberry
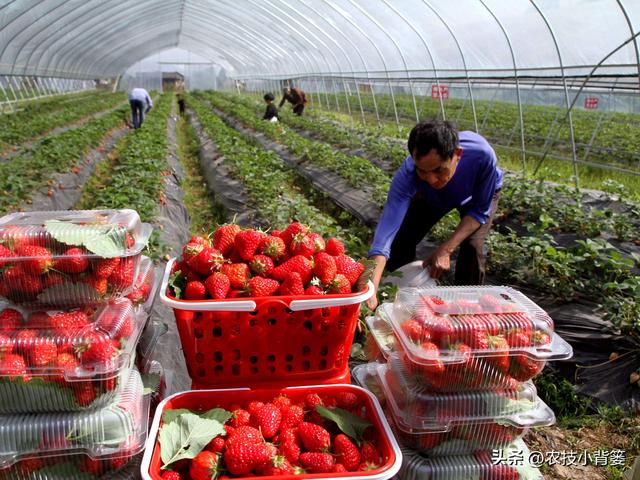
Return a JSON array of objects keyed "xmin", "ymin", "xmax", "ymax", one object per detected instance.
[
  {"xmin": 126, "ymin": 258, "xmax": 154, "ymax": 307},
  {"xmin": 160, "ymin": 392, "xmax": 387, "ymax": 479},
  {"xmin": 169, "ymin": 222, "xmax": 366, "ymax": 300},
  {"xmin": 0, "ymin": 302, "xmax": 136, "ymax": 408},
  {"xmin": 397, "ymin": 294, "xmax": 552, "ymax": 389},
  {"xmin": 0, "ymin": 228, "xmax": 138, "ymax": 302}
]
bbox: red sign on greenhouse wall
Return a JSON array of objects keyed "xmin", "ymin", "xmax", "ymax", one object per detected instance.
[
  {"xmin": 432, "ymin": 85, "xmax": 449, "ymax": 100},
  {"xmin": 584, "ymin": 97, "xmax": 599, "ymax": 109}
]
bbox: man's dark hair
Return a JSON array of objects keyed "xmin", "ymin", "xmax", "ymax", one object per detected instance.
[
  {"xmin": 264, "ymin": 92, "xmax": 275, "ymax": 102},
  {"xmin": 407, "ymin": 120, "xmax": 459, "ymax": 160}
]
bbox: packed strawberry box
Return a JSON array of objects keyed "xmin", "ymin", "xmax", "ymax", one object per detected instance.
[
  {"xmin": 0, "ymin": 368, "xmax": 149, "ymax": 480},
  {"xmin": 0, "ymin": 209, "xmax": 152, "ymax": 307},
  {"xmin": 0, "ymin": 297, "xmax": 147, "ymax": 413},
  {"xmin": 387, "ymin": 287, "xmax": 573, "ymax": 391},
  {"xmin": 141, "ymin": 384, "xmax": 401, "ymax": 479}
]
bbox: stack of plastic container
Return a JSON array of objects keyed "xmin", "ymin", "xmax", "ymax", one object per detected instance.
[
  {"xmin": 0, "ymin": 209, "xmax": 155, "ymax": 479},
  {"xmin": 362, "ymin": 286, "xmax": 574, "ymax": 479}
]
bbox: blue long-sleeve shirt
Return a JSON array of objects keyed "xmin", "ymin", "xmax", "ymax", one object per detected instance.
[{"xmin": 369, "ymin": 131, "xmax": 503, "ymax": 259}]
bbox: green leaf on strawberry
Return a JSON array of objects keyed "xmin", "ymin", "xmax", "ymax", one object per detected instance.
[
  {"xmin": 160, "ymin": 413, "xmax": 225, "ymax": 469},
  {"xmin": 316, "ymin": 405, "xmax": 371, "ymax": 444},
  {"xmin": 162, "ymin": 408, "xmax": 232, "ymax": 426},
  {"xmin": 141, "ymin": 372, "xmax": 161, "ymax": 395},
  {"xmin": 45, "ymin": 221, "xmax": 127, "ymax": 257},
  {"xmin": 168, "ymin": 270, "xmax": 186, "ymax": 299},
  {"xmin": 37, "ymin": 282, "xmax": 103, "ymax": 304}
]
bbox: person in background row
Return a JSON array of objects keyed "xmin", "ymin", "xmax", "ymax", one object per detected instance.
[
  {"xmin": 128, "ymin": 87, "xmax": 153, "ymax": 129},
  {"xmin": 279, "ymin": 86, "xmax": 307, "ymax": 116},
  {"xmin": 177, "ymin": 92, "xmax": 186, "ymax": 115},
  {"xmin": 367, "ymin": 120, "xmax": 503, "ymax": 310},
  {"xmin": 262, "ymin": 93, "xmax": 278, "ymax": 122}
]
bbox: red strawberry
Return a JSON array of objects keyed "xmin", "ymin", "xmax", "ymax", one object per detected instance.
[
  {"xmin": 189, "ymin": 235, "xmax": 211, "ymax": 247},
  {"xmin": 245, "ymin": 276, "xmax": 279, "ymax": 297},
  {"xmin": 185, "ymin": 281, "xmax": 207, "ymax": 300},
  {"xmin": 221, "ymin": 263, "xmax": 250, "ymax": 289},
  {"xmin": 51, "ymin": 353, "xmax": 78, "ymax": 383},
  {"xmin": 271, "ymin": 255, "xmax": 313, "ymax": 284},
  {"xmin": 418, "ymin": 341, "xmax": 445, "ymax": 375},
  {"xmin": 160, "ymin": 471, "xmax": 182, "ymax": 480},
  {"xmin": 487, "ymin": 335, "xmax": 510, "ymax": 372},
  {"xmin": 327, "ymin": 273, "xmax": 351, "ymax": 294},
  {"xmin": 234, "ymin": 230, "xmax": 267, "ymax": 261},
  {"xmin": 333, "ymin": 434, "xmax": 361, "ymax": 471},
  {"xmin": 313, "ymin": 252, "xmax": 336, "ymax": 285},
  {"xmin": 74, "ymin": 382, "xmax": 96, "ymax": 406},
  {"xmin": 257, "ymin": 456, "xmax": 295, "ymax": 476},
  {"xmin": 16, "ymin": 457, "xmax": 45, "ymax": 474},
  {"xmin": 288, "ymin": 233, "xmax": 315, "ymax": 258},
  {"xmin": 212, "ymin": 223, "xmax": 241, "ymax": 256},
  {"xmin": 54, "ymin": 247, "xmax": 89, "ymax": 273},
  {"xmin": 49, "ymin": 311, "xmax": 89, "ymax": 334},
  {"xmin": 299, "ymin": 452, "xmax": 334, "ymax": 473},
  {"xmin": 225, "ymin": 442, "xmax": 275, "ymax": 476},
  {"xmin": 509, "ymin": 355, "xmax": 544, "ymax": 381},
  {"xmin": 478, "ymin": 313, "xmax": 501, "ymax": 335},
  {"xmin": 531, "ymin": 330, "xmax": 551, "ymax": 346},
  {"xmin": 0, "ymin": 333, "xmax": 13, "ymax": 356},
  {"xmin": 280, "ymin": 272, "xmax": 304, "ymax": 296},
  {"xmin": 0, "ymin": 353, "xmax": 28, "ymax": 380},
  {"xmin": 298, "ymin": 422, "xmax": 331, "ymax": 452},
  {"xmin": 76, "ymin": 333, "xmax": 118, "ymax": 367},
  {"xmin": 335, "ymin": 392, "xmax": 359, "ymax": 410},
  {"xmin": 29, "ymin": 339, "xmax": 57, "ymax": 367},
  {"xmin": 280, "ymin": 440, "xmax": 300, "ymax": 463},
  {"xmin": 253, "ymin": 403, "xmax": 282, "ymax": 438},
  {"xmin": 6, "ymin": 269, "xmax": 42, "ymax": 298},
  {"xmin": 206, "ymin": 436, "xmax": 226, "ymax": 453},
  {"xmin": 97, "ymin": 310, "xmax": 134, "ymax": 341},
  {"xmin": 271, "ymin": 394, "xmax": 291, "ymax": 410},
  {"xmin": 425, "ymin": 316, "xmax": 454, "ymax": 348},
  {"xmin": 204, "ymin": 272, "xmax": 230, "ymax": 299},
  {"xmin": 83, "ymin": 275, "xmax": 108, "ymax": 296},
  {"xmin": 92, "ymin": 258, "xmax": 120, "ymax": 279},
  {"xmin": 181, "ymin": 242, "xmax": 204, "ymax": 264},
  {"xmin": 280, "ymin": 404, "xmax": 304, "ymax": 429},
  {"xmin": 401, "ymin": 319, "xmax": 424, "ymax": 343},
  {"xmin": 505, "ymin": 330, "xmax": 531, "ymax": 348},
  {"xmin": 308, "ymin": 233, "xmax": 325, "ymax": 253},
  {"xmin": 230, "ymin": 408, "xmax": 252, "ymax": 428},
  {"xmin": 15, "ymin": 329, "xmax": 37, "ymax": 356},
  {"xmin": 334, "ymin": 255, "xmax": 365, "ymax": 285},
  {"xmin": 0, "ymin": 308, "xmax": 23, "ymax": 330},
  {"xmin": 305, "ymin": 284, "xmax": 324, "ymax": 295},
  {"xmin": 227, "ymin": 426, "xmax": 263, "ymax": 447},
  {"xmin": 108, "ymin": 257, "xmax": 135, "ymax": 290},
  {"xmin": 15, "ymin": 245, "xmax": 53, "ymax": 275},
  {"xmin": 126, "ymin": 283, "xmax": 151, "ymax": 304},
  {"xmin": 281, "ymin": 222, "xmax": 309, "ymax": 246},
  {"xmin": 189, "ymin": 451, "xmax": 220, "ymax": 480},
  {"xmin": 259, "ymin": 235, "xmax": 286, "ymax": 261},
  {"xmin": 188, "ymin": 247, "xmax": 225, "ymax": 276},
  {"xmin": 304, "ymin": 393, "xmax": 323, "ymax": 410},
  {"xmin": 325, "ymin": 237, "xmax": 345, "ymax": 256},
  {"xmin": 333, "ymin": 463, "xmax": 348, "ymax": 473},
  {"xmin": 360, "ymin": 442, "xmax": 381, "ymax": 465},
  {"xmin": 250, "ymin": 255, "xmax": 274, "ymax": 276}
]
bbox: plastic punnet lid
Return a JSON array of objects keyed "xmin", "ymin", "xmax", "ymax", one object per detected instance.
[
  {"xmin": 0, "ymin": 368, "xmax": 150, "ymax": 467},
  {"xmin": 365, "ymin": 304, "xmax": 398, "ymax": 359},
  {"xmin": 377, "ymin": 354, "xmax": 555, "ymax": 434},
  {"xmin": 389, "ymin": 287, "xmax": 572, "ymax": 365},
  {"xmin": 0, "ymin": 298, "xmax": 147, "ymax": 382},
  {"xmin": 398, "ymin": 439, "xmax": 544, "ymax": 480},
  {"xmin": 352, "ymin": 362, "xmax": 388, "ymax": 404}
]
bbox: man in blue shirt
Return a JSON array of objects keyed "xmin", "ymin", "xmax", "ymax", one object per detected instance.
[{"xmin": 367, "ymin": 120, "xmax": 503, "ymax": 309}]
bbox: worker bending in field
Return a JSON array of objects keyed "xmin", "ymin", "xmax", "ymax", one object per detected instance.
[{"xmin": 279, "ymin": 86, "xmax": 307, "ymax": 116}]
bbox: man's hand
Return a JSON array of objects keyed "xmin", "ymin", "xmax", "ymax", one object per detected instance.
[{"xmin": 423, "ymin": 245, "xmax": 452, "ymax": 279}]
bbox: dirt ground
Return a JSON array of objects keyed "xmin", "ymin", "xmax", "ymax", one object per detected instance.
[{"xmin": 525, "ymin": 419, "xmax": 640, "ymax": 480}]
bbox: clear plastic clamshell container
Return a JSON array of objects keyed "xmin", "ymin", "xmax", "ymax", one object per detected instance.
[
  {"xmin": 397, "ymin": 439, "xmax": 544, "ymax": 480},
  {"xmin": 126, "ymin": 256, "xmax": 160, "ymax": 313},
  {"xmin": 0, "ymin": 369, "xmax": 149, "ymax": 479},
  {"xmin": 136, "ymin": 320, "xmax": 167, "ymax": 372},
  {"xmin": 0, "ymin": 209, "xmax": 152, "ymax": 306},
  {"xmin": 376, "ymin": 355, "xmax": 555, "ymax": 456},
  {"xmin": 365, "ymin": 304, "xmax": 398, "ymax": 361},
  {"xmin": 0, "ymin": 298, "xmax": 148, "ymax": 413},
  {"xmin": 389, "ymin": 287, "xmax": 573, "ymax": 390}
]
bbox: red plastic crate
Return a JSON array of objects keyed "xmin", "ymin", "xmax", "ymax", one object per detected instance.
[
  {"xmin": 160, "ymin": 258, "xmax": 373, "ymax": 388},
  {"xmin": 141, "ymin": 384, "xmax": 402, "ymax": 480}
]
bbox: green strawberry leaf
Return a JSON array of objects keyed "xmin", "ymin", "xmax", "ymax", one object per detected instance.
[
  {"xmin": 38, "ymin": 282, "xmax": 102, "ymax": 304},
  {"xmin": 32, "ymin": 462, "xmax": 94, "ymax": 479},
  {"xmin": 160, "ymin": 413, "xmax": 225, "ymax": 468},
  {"xmin": 162, "ymin": 408, "xmax": 231, "ymax": 425},
  {"xmin": 0, "ymin": 376, "xmax": 105, "ymax": 411},
  {"xmin": 316, "ymin": 406, "xmax": 371, "ymax": 444},
  {"xmin": 162, "ymin": 409, "xmax": 192, "ymax": 425},
  {"xmin": 141, "ymin": 373, "xmax": 161, "ymax": 395},
  {"xmin": 355, "ymin": 259, "xmax": 376, "ymax": 292},
  {"xmin": 45, "ymin": 220, "xmax": 126, "ymax": 257},
  {"xmin": 201, "ymin": 408, "xmax": 232, "ymax": 424},
  {"xmin": 168, "ymin": 270, "xmax": 186, "ymax": 299}
]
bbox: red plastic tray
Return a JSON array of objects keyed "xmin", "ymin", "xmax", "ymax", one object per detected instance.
[
  {"xmin": 160, "ymin": 258, "xmax": 373, "ymax": 388},
  {"xmin": 141, "ymin": 384, "xmax": 401, "ymax": 480}
]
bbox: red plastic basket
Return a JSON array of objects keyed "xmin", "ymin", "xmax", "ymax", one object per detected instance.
[
  {"xmin": 160, "ymin": 258, "xmax": 374, "ymax": 388},
  {"xmin": 140, "ymin": 384, "xmax": 402, "ymax": 480}
]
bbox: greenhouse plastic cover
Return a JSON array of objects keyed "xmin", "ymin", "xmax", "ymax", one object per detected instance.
[{"xmin": 1, "ymin": 0, "xmax": 640, "ymax": 80}]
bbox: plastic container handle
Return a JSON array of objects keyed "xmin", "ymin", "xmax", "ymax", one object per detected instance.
[{"xmin": 289, "ymin": 281, "xmax": 374, "ymax": 310}]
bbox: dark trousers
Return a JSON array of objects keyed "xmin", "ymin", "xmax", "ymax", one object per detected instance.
[
  {"xmin": 387, "ymin": 191, "xmax": 500, "ymax": 285},
  {"xmin": 293, "ymin": 103, "xmax": 305, "ymax": 116},
  {"xmin": 129, "ymin": 99, "xmax": 145, "ymax": 128}
]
